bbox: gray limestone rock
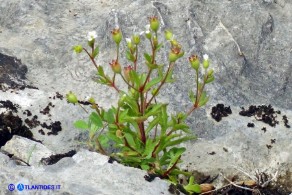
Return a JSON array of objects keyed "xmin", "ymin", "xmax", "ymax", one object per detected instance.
[
  {"xmin": 1, "ymin": 135, "xmax": 55, "ymax": 166},
  {"xmin": 0, "ymin": 145, "xmax": 170, "ymax": 195}
]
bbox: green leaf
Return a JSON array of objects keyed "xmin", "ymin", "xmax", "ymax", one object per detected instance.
[
  {"xmin": 198, "ymin": 92, "xmax": 209, "ymax": 107},
  {"xmin": 184, "ymin": 176, "xmax": 201, "ymax": 193},
  {"xmin": 200, "ymin": 91, "xmax": 207, "ymax": 100},
  {"xmin": 165, "ymin": 136, "xmax": 196, "ymax": 148},
  {"xmin": 184, "ymin": 184, "xmax": 201, "ymax": 193},
  {"xmin": 145, "ymin": 116, "xmax": 160, "ymax": 134},
  {"xmin": 140, "ymin": 164, "xmax": 150, "ymax": 170},
  {"xmin": 144, "ymin": 77, "xmax": 161, "ymax": 91},
  {"xmin": 118, "ymin": 109, "xmax": 129, "ymax": 122},
  {"xmin": 98, "ymin": 66, "xmax": 105, "ymax": 77},
  {"xmin": 123, "ymin": 96, "xmax": 140, "ymax": 115},
  {"xmin": 107, "ymin": 132, "xmax": 123, "ymax": 145},
  {"xmin": 158, "ymin": 66, "xmax": 164, "ymax": 78},
  {"xmin": 166, "ymin": 147, "xmax": 186, "ymax": 171},
  {"xmin": 124, "ymin": 133, "xmax": 136, "ymax": 149},
  {"xmin": 144, "ymin": 53, "xmax": 152, "ymax": 63},
  {"xmin": 172, "ymin": 123, "xmax": 190, "ymax": 132},
  {"xmin": 126, "ymin": 50, "xmax": 135, "ymax": 62},
  {"xmin": 119, "ymin": 155, "xmax": 141, "ymax": 163},
  {"xmin": 188, "ymin": 90, "xmax": 196, "ymax": 103},
  {"xmin": 145, "ymin": 103, "xmax": 164, "ymax": 117},
  {"xmin": 98, "ymin": 134, "xmax": 109, "ymax": 147},
  {"xmin": 129, "ymin": 70, "xmax": 141, "ymax": 87},
  {"xmin": 93, "ymin": 46, "xmax": 99, "ymax": 58},
  {"xmin": 143, "ymin": 139, "xmax": 159, "ymax": 159},
  {"xmin": 156, "ymin": 43, "xmax": 163, "ymax": 51},
  {"xmin": 104, "ymin": 108, "xmax": 115, "ymax": 123},
  {"xmin": 205, "ymin": 75, "xmax": 215, "ymax": 83},
  {"xmin": 160, "ymin": 105, "xmax": 168, "ymax": 132},
  {"xmin": 146, "ymin": 62, "xmax": 159, "ymax": 70},
  {"xmin": 165, "ymin": 69, "xmax": 174, "ymax": 83},
  {"xmin": 89, "ymin": 112, "xmax": 103, "ymax": 127},
  {"xmin": 74, "ymin": 120, "xmax": 88, "ymax": 129}
]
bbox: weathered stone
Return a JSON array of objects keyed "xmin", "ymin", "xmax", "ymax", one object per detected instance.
[
  {"xmin": 1, "ymin": 135, "xmax": 54, "ymax": 166},
  {"xmin": 0, "ymin": 148, "xmax": 171, "ymax": 195}
]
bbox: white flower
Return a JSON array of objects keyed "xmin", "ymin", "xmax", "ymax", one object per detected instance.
[
  {"xmin": 140, "ymin": 24, "xmax": 151, "ymax": 35},
  {"xmin": 203, "ymin": 54, "xmax": 209, "ymax": 61},
  {"xmin": 125, "ymin": 38, "xmax": 132, "ymax": 43},
  {"xmin": 87, "ymin": 31, "xmax": 97, "ymax": 42}
]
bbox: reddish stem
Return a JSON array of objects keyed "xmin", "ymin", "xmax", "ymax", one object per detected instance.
[
  {"xmin": 146, "ymin": 62, "xmax": 174, "ymax": 107},
  {"xmin": 162, "ymin": 156, "xmax": 181, "ymax": 177}
]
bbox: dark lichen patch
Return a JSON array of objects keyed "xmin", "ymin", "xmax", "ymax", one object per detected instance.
[
  {"xmin": 108, "ymin": 156, "xmax": 119, "ymax": 164},
  {"xmin": 282, "ymin": 115, "xmax": 290, "ymax": 128},
  {"xmin": 0, "ymin": 53, "xmax": 27, "ymax": 87},
  {"xmin": 40, "ymin": 121, "xmax": 62, "ymax": 135},
  {"xmin": 40, "ymin": 150, "xmax": 76, "ymax": 165},
  {"xmin": 208, "ymin": 151, "xmax": 216, "ymax": 155},
  {"xmin": 0, "ymin": 53, "xmax": 38, "ymax": 91},
  {"xmin": 211, "ymin": 104, "xmax": 232, "ymax": 122},
  {"xmin": 40, "ymin": 102, "xmax": 54, "ymax": 116},
  {"xmin": 239, "ymin": 105, "xmax": 281, "ymax": 127},
  {"xmin": 144, "ymin": 173, "xmax": 163, "ymax": 182},
  {"xmin": 38, "ymin": 129, "xmax": 45, "ymax": 135},
  {"xmin": 24, "ymin": 115, "xmax": 40, "ymax": 129},
  {"xmin": 0, "ymin": 111, "xmax": 33, "ymax": 147},
  {"xmin": 23, "ymin": 109, "xmax": 32, "ymax": 116},
  {"xmin": 0, "ymin": 100, "xmax": 19, "ymax": 113}
]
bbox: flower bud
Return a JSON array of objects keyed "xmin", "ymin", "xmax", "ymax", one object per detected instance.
[
  {"xmin": 203, "ymin": 54, "xmax": 209, "ymax": 69},
  {"xmin": 169, "ymin": 46, "xmax": 184, "ymax": 62},
  {"xmin": 73, "ymin": 45, "xmax": 83, "ymax": 53},
  {"xmin": 189, "ymin": 55, "xmax": 200, "ymax": 70},
  {"xmin": 109, "ymin": 60, "xmax": 122, "ymax": 74},
  {"xmin": 111, "ymin": 27, "xmax": 122, "ymax": 45},
  {"xmin": 66, "ymin": 91, "xmax": 78, "ymax": 104},
  {"xmin": 169, "ymin": 52, "xmax": 179, "ymax": 62},
  {"xmin": 149, "ymin": 16, "xmax": 159, "ymax": 32},
  {"xmin": 126, "ymin": 38, "xmax": 133, "ymax": 49},
  {"xmin": 88, "ymin": 97, "xmax": 96, "ymax": 104},
  {"xmin": 132, "ymin": 34, "xmax": 140, "ymax": 44},
  {"xmin": 123, "ymin": 65, "xmax": 133, "ymax": 82},
  {"xmin": 164, "ymin": 30, "xmax": 173, "ymax": 41},
  {"xmin": 145, "ymin": 31, "xmax": 152, "ymax": 39},
  {"xmin": 170, "ymin": 39, "xmax": 179, "ymax": 47}
]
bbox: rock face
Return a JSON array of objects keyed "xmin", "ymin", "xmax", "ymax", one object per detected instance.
[
  {"xmin": 0, "ymin": 137, "xmax": 170, "ymax": 195},
  {"xmin": 0, "ymin": 0, "xmax": 291, "ymax": 194}
]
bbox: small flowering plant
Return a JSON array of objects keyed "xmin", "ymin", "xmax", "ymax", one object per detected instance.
[{"xmin": 68, "ymin": 16, "xmax": 214, "ymax": 193}]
